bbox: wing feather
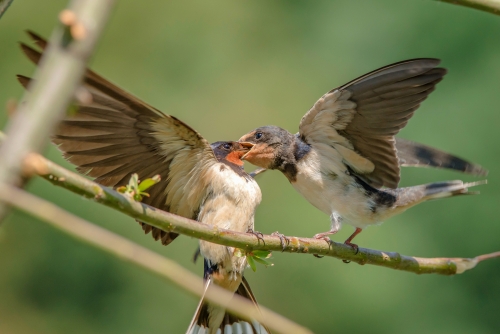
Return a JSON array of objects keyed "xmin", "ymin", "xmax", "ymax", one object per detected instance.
[
  {"xmin": 395, "ymin": 138, "xmax": 488, "ymax": 176},
  {"xmin": 299, "ymin": 59, "xmax": 446, "ymax": 188},
  {"xmin": 19, "ymin": 32, "xmax": 217, "ymax": 245}
]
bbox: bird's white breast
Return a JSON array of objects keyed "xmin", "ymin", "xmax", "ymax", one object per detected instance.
[
  {"xmin": 291, "ymin": 148, "xmax": 379, "ymax": 229},
  {"xmin": 198, "ymin": 163, "xmax": 261, "ymax": 272}
]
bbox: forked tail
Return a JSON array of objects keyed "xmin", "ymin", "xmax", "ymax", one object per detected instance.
[
  {"xmin": 394, "ymin": 180, "xmax": 487, "ymax": 208},
  {"xmin": 187, "ymin": 275, "xmax": 269, "ymax": 334},
  {"xmin": 422, "ymin": 180, "xmax": 486, "ymax": 200}
]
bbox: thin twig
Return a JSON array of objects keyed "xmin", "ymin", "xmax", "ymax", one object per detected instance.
[
  {"xmin": 0, "ymin": 0, "xmax": 14, "ymax": 19},
  {"xmin": 435, "ymin": 0, "xmax": 500, "ymax": 16},
  {"xmin": 18, "ymin": 149, "xmax": 499, "ymax": 276},
  {"xmin": 474, "ymin": 251, "xmax": 500, "ymax": 263},
  {"xmin": 0, "ymin": 184, "xmax": 312, "ymax": 334},
  {"xmin": 0, "ymin": 0, "xmax": 115, "ymax": 220}
]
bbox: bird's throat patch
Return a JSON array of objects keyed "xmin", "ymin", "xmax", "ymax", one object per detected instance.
[{"xmin": 225, "ymin": 151, "xmax": 244, "ymax": 166}]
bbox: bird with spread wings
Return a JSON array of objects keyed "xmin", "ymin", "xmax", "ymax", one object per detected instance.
[
  {"xmin": 17, "ymin": 31, "xmax": 269, "ymax": 334},
  {"xmin": 239, "ymin": 58, "xmax": 486, "ymax": 250}
]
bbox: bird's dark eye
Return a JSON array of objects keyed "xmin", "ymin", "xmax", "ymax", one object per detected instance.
[
  {"xmin": 255, "ymin": 132, "xmax": 263, "ymax": 140},
  {"xmin": 223, "ymin": 143, "xmax": 231, "ymax": 150}
]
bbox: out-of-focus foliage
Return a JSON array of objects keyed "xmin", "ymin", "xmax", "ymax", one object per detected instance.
[{"xmin": 0, "ymin": 1, "xmax": 499, "ymax": 333}]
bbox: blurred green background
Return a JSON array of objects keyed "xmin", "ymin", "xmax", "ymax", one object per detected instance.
[{"xmin": 1, "ymin": 1, "xmax": 499, "ymax": 333}]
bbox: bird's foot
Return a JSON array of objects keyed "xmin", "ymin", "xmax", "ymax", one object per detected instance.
[
  {"xmin": 342, "ymin": 241, "xmax": 359, "ymax": 264},
  {"xmin": 247, "ymin": 229, "xmax": 265, "ymax": 244},
  {"xmin": 313, "ymin": 232, "xmax": 335, "ymax": 258},
  {"xmin": 344, "ymin": 241, "xmax": 359, "ymax": 255},
  {"xmin": 271, "ymin": 231, "xmax": 290, "ymax": 252},
  {"xmin": 342, "ymin": 227, "xmax": 362, "ymax": 260},
  {"xmin": 313, "ymin": 232, "xmax": 334, "ymax": 245}
]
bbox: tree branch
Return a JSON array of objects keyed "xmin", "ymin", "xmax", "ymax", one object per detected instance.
[
  {"xmin": 0, "ymin": 184, "xmax": 311, "ymax": 334},
  {"xmin": 0, "ymin": 0, "xmax": 115, "ymax": 220},
  {"xmin": 435, "ymin": 0, "xmax": 500, "ymax": 16},
  {"xmin": 18, "ymin": 147, "xmax": 499, "ymax": 276},
  {"xmin": 0, "ymin": 0, "xmax": 14, "ymax": 19}
]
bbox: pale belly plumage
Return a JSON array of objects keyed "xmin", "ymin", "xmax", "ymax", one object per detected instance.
[
  {"xmin": 197, "ymin": 163, "xmax": 262, "ymax": 273},
  {"xmin": 291, "ymin": 149, "xmax": 390, "ymax": 230}
]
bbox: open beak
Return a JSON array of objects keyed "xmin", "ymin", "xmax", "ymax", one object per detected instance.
[{"xmin": 238, "ymin": 142, "xmax": 255, "ymax": 160}]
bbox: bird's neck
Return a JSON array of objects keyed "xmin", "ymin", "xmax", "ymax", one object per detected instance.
[{"xmin": 274, "ymin": 133, "xmax": 311, "ymax": 182}]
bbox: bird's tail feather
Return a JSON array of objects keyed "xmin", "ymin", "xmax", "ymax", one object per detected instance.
[
  {"xmin": 187, "ymin": 277, "xmax": 212, "ymax": 333},
  {"xmin": 393, "ymin": 180, "xmax": 486, "ymax": 208},
  {"xmin": 187, "ymin": 276, "xmax": 270, "ymax": 334},
  {"xmin": 422, "ymin": 180, "xmax": 487, "ymax": 200}
]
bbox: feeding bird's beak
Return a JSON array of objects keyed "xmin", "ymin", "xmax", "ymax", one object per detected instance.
[
  {"xmin": 239, "ymin": 142, "xmax": 255, "ymax": 150},
  {"xmin": 238, "ymin": 132, "xmax": 275, "ymax": 168},
  {"xmin": 239, "ymin": 142, "xmax": 255, "ymax": 160}
]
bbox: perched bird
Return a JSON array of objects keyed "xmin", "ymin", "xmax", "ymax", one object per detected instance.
[
  {"xmin": 18, "ymin": 31, "xmax": 268, "ymax": 334},
  {"xmin": 239, "ymin": 58, "xmax": 486, "ymax": 250}
]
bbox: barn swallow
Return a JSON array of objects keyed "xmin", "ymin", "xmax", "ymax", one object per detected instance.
[
  {"xmin": 239, "ymin": 58, "xmax": 486, "ymax": 250},
  {"xmin": 18, "ymin": 31, "xmax": 269, "ymax": 334}
]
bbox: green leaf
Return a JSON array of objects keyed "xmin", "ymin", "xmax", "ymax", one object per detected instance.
[
  {"xmin": 247, "ymin": 255, "xmax": 257, "ymax": 272},
  {"xmin": 252, "ymin": 250, "xmax": 272, "ymax": 258},
  {"xmin": 138, "ymin": 175, "xmax": 161, "ymax": 192},
  {"xmin": 253, "ymin": 256, "xmax": 274, "ymax": 267}
]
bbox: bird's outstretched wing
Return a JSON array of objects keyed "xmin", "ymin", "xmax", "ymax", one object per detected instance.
[
  {"xmin": 18, "ymin": 31, "xmax": 217, "ymax": 245},
  {"xmin": 299, "ymin": 59, "xmax": 446, "ymax": 189}
]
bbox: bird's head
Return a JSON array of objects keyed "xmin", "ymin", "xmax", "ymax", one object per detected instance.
[
  {"xmin": 238, "ymin": 126, "xmax": 291, "ymax": 169},
  {"xmin": 210, "ymin": 141, "xmax": 255, "ymax": 166}
]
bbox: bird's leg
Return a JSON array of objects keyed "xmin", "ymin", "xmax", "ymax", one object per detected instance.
[
  {"xmin": 344, "ymin": 227, "xmax": 362, "ymax": 254},
  {"xmin": 313, "ymin": 213, "xmax": 342, "ymax": 258},
  {"xmin": 247, "ymin": 228, "xmax": 265, "ymax": 244},
  {"xmin": 313, "ymin": 213, "xmax": 342, "ymax": 244},
  {"xmin": 271, "ymin": 231, "xmax": 290, "ymax": 251}
]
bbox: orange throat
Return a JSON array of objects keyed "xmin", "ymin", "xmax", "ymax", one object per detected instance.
[{"xmin": 225, "ymin": 151, "xmax": 244, "ymax": 166}]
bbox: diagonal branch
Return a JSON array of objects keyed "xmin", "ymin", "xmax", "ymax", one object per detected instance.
[
  {"xmin": 434, "ymin": 0, "xmax": 500, "ymax": 16},
  {"xmin": 0, "ymin": 0, "xmax": 14, "ymax": 19},
  {"xmin": 18, "ymin": 147, "xmax": 500, "ymax": 276},
  {"xmin": 0, "ymin": 184, "xmax": 312, "ymax": 334},
  {"xmin": 0, "ymin": 0, "xmax": 115, "ymax": 220}
]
